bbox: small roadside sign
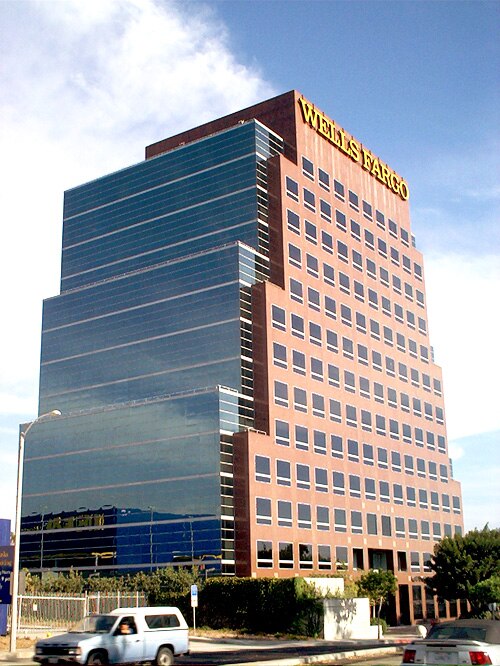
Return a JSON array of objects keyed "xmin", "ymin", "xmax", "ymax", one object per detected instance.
[{"xmin": 190, "ymin": 584, "xmax": 198, "ymax": 608}]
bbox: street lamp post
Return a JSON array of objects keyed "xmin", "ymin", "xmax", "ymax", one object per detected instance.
[{"xmin": 10, "ymin": 409, "xmax": 61, "ymax": 654}]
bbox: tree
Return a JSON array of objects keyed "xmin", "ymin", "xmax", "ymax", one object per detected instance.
[
  {"xmin": 357, "ymin": 570, "xmax": 398, "ymax": 639},
  {"xmin": 427, "ymin": 527, "xmax": 500, "ymax": 615}
]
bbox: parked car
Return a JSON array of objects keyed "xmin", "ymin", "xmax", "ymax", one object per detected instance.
[
  {"xmin": 34, "ymin": 606, "xmax": 189, "ymax": 666},
  {"xmin": 402, "ymin": 619, "xmax": 500, "ymax": 665}
]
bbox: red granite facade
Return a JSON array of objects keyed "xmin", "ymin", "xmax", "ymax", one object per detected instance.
[{"xmin": 147, "ymin": 91, "xmax": 464, "ymax": 625}]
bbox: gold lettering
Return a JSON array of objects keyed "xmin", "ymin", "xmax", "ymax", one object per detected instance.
[
  {"xmin": 390, "ymin": 173, "xmax": 400, "ymax": 194},
  {"xmin": 318, "ymin": 114, "xmax": 332, "ymax": 139},
  {"xmin": 298, "ymin": 97, "xmax": 410, "ymax": 201},
  {"xmin": 298, "ymin": 97, "xmax": 319, "ymax": 129},
  {"xmin": 399, "ymin": 180, "xmax": 410, "ymax": 200},
  {"xmin": 362, "ymin": 149, "xmax": 372, "ymax": 171},
  {"xmin": 380, "ymin": 162, "xmax": 391, "ymax": 187},
  {"xmin": 370, "ymin": 158, "xmax": 382, "ymax": 180},
  {"xmin": 348, "ymin": 139, "xmax": 361, "ymax": 163}
]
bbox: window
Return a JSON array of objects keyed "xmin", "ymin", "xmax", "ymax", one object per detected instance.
[
  {"xmin": 368, "ymin": 288, "xmax": 379, "ymax": 309},
  {"xmin": 276, "ymin": 459, "xmax": 291, "ymax": 486},
  {"xmin": 389, "ymin": 419, "xmax": 399, "ymax": 439},
  {"xmin": 290, "ymin": 278, "xmax": 303, "ymax": 303},
  {"xmin": 347, "ymin": 438, "xmax": 359, "ymax": 462},
  {"xmin": 296, "ymin": 463, "xmax": 310, "ymax": 490},
  {"xmin": 409, "ymin": 519, "xmax": 418, "ymax": 539},
  {"xmin": 299, "ymin": 543, "xmax": 313, "ymax": 569},
  {"xmin": 378, "ymin": 238, "xmax": 387, "ymax": 258},
  {"xmin": 339, "ymin": 271, "xmax": 350, "ymax": 293},
  {"xmin": 334, "ymin": 508, "xmax": 347, "ymax": 532},
  {"xmin": 298, "ymin": 504, "xmax": 312, "ymax": 529},
  {"xmin": 410, "ymin": 551, "xmax": 420, "ymax": 571},
  {"xmin": 393, "ymin": 274, "xmax": 402, "ymax": 294},
  {"xmin": 417, "ymin": 458, "xmax": 426, "ymax": 478},
  {"xmin": 374, "ymin": 382, "xmax": 384, "ymax": 403},
  {"xmin": 318, "ymin": 167, "xmax": 330, "ymax": 190},
  {"xmin": 337, "ymin": 240, "xmax": 348, "ymax": 262},
  {"xmin": 431, "ymin": 492, "xmax": 440, "ymax": 511},
  {"xmin": 256, "ymin": 497, "xmax": 272, "ymax": 525},
  {"xmin": 286, "ymin": 176, "xmax": 299, "ymax": 201},
  {"xmin": 336, "ymin": 546, "xmax": 348, "ymax": 570},
  {"xmin": 341, "ymin": 304, "xmax": 352, "ymax": 326},
  {"xmin": 391, "ymin": 451, "xmax": 402, "ymax": 472},
  {"xmin": 349, "ymin": 474, "xmax": 361, "ymax": 498},
  {"xmin": 376, "ymin": 413, "xmax": 386, "ymax": 435},
  {"xmin": 364, "ymin": 228, "xmax": 375, "ymax": 249},
  {"xmin": 365, "ymin": 478, "xmax": 376, "ymax": 500},
  {"xmin": 326, "ymin": 329, "xmax": 338, "ymax": 352},
  {"xmin": 428, "ymin": 461, "xmax": 437, "ymax": 480},
  {"xmin": 360, "ymin": 376, "xmax": 370, "ymax": 398},
  {"xmin": 288, "ymin": 243, "xmax": 301, "ymax": 268},
  {"xmin": 287, "ymin": 209, "xmax": 300, "ymax": 234},
  {"xmin": 306, "ymin": 253, "xmax": 319, "ymax": 277},
  {"xmin": 331, "ymin": 434, "xmax": 343, "ymax": 458},
  {"xmin": 277, "ymin": 500, "xmax": 292, "ymax": 527},
  {"xmin": 312, "ymin": 393, "xmax": 325, "ymax": 417},
  {"xmin": 309, "ymin": 321, "xmax": 322, "ymax": 345},
  {"xmin": 323, "ymin": 262, "xmax": 335, "ymax": 285},
  {"xmin": 394, "ymin": 303, "xmax": 404, "ymax": 323},
  {"xmin": 362, "ymin": 200, "xmax": 373, "ymax": 220},
  {"xmin": 272, "ymin": 305, "xmax": 286, "ymax": 331},
  {"xmin": 397, "ymin": 332, "xmax": 406, "ymax": 352},
  {"xmin": 407, "ymin": 486, "xmax": 416, "ymax": 507},
  {"xmin": 314, "ymin": 430, "xmax": 327, "ymax": 455},
  {"xmin": 320, "ymin": 199, "xmax": 332, "ymax": 221},
  {"xmin": 325, "ymin": 295, "xmax": 337, "ymax": 319},
  {"xmin": 336, "ymin": 208, "xmax": 347, "ymax": 230},
  {"xmin": 315, "ymin": 467, "xmax": 328, "ymax": 493},
  {"xmin": 308, "ymin": 286, "xmax": 320, "ymax": 311},
  {"xmin": 318, "ymin": 544, "xmax": 332, "ymax": 569},
  {"xmin": 376, "ymin": 209, "xmax": 385, "ymax": 228},
  {"xmin": 302, "ymin": 156, "xmax": 314, "ymax": 180},
  {"xmin": 350, "ymin": 219, "xmax": 361, "ymax": 240},
  {"xmin": 363, "ymin": 442, "xmax": 374, "ymax": 465},
  {"xmin": 351, "ymin": 512, "xmax": 363, "ymax": 535},
  {"xmin": 279, "ymin": 542, "xmax": 293, "ymax": 569},
  {"xmin": 352, "ymin": 249, "xmax": 363, "ymax": 270},
  {"xmin": 295, "ymin": 425, "xmax": 309, "ymax": 451},
  {"xmin": 395, "ymin": 519, "xmax": 405, "ymax": 539},
  {"xmin": 377, "ymin": 447, "xmax": 388, "ymax": 469},
  {"xmin": 303, "ymin": 187, "xmax": 316, "ymax": 211},
  {"xmin": 333, "ymin": 471, "xmax": 345, "ymax": 495},
  {"xmin": 255, "ymin": 455, "xmax": 271, "ymax": 483},
  {"xmin": 275, "ymin": 420, "xmax": 289, "ymax": 447},
  {"xmin": 328, "ymin": 363, "xmax": 340, "ymax": 387},
  {"xmin": 257, "ymin": 540, "xmax": 273, "ymax": 568},
  {"xmin": 381, "ymin": 515, "xmax": 392, "ymax": 536},
  {"xmin": 292, "ymin": 349, "xmax": 306, "ymax": 375},
  {"xmin": 388, "ymin": 218, "xmax": 398, "ymax": 237},
  {"xmin": 348, "ymin": 189, "xmax": 359, "ymax": 210},
  {"xmin": 322, "ymin": 230, "xmax": 333, "ymax": 253},
  {"xmin": 305, "ymin": 220, "xmax": 317, "ymax": 244},
  {"xmin": 440, "ymin": 464, "xmax": 449, "ymax": 483},
  {"xmin": 342, "ymin": 336, "xmax": 354, "ymax": 358},
  {"xmin": 419, "ymin": 488, "xmax": 428, "ymax": 508},
  {"xmin": 433, "ymin": 522, "xmax": 442, "ymax": 541},
  {"xmin": 404, "ymin": 454, "xmax": 414, "ymax": 475},
  {"xmin": 274, "ymin": 381, "xmax": 288, "ymax": 407},
  {"xmin": 310, "ymin": 357, "xmax": 323, "ymax": 381},
  {"xmin": 273, "ymin": 342, "xmax": 287, "ymax": 368},
  {"xmin": 367, "ymin": 513, "xmax": 378, "ymax": 535},
  {"xmin": 380, "ymin": 266, "xmax": 390, "ymax": 286},
  {"xmin": 421, "ymin": 521, "xmax": 431, "ymax": 540},
  {"xmin": 291, "ymin": 313, "xmax": 304, "ymax": 338},
  {"xmin": 354, "ymin": 281, "xmax": 365, "ymax": 302},
  {"xmin": 334, "ymin": 179, "xmax": 345, "ymax": 200},
  {"xmin": 344, "ymin": 371, "xmax": 356, "ymax": 393},
  {"xmin": 316, "ymin": 506, "xmax": 330, "ymax": 531},
  {"xmin": 393, "ymin": 483, "xmax": 404, "ymax": 505},
  {"xmin": 379, "ymin": 481, "xmax": 390, "ymax": 503},
  {"xmin": 382, "ymin": 296, "xmax": 391, "ymax": 316}
]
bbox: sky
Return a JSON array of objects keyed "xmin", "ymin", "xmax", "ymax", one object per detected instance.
[{"xmin": 0, "ymin": 0, "xmax": 499, "ymax": 534}]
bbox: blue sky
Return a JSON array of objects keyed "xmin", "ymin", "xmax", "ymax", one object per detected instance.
[{"xmin": 0, "ymin": 0, "xmax": 498, "ymax": 532}]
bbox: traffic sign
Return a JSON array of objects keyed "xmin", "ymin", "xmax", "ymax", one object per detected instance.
[{"xmin": 190, "ymin": 584, "xmax": 198, "ymax": 608}]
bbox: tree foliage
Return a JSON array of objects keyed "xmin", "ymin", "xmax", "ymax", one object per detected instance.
[
  {"xmin": 428, "ymin": 526, "xmax": 500, "ymax": 615},
  {"xmin": 357, "ymin": 570, "xmax": 397, "ymax": 638}
]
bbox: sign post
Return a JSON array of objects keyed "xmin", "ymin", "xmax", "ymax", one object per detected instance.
[{"xmin": 190, "ymin": 584, "xmax": 198, "ymax": 634}]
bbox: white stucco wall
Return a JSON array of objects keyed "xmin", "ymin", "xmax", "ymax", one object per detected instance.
[{"xmin": 323, "ymin": 597, "xmax": 379, "ymax": 640}]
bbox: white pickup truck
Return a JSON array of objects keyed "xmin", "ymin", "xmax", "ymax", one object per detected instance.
[{"xmin": 34, "ymin": 607, "xmax": 189, "ymax": 666}]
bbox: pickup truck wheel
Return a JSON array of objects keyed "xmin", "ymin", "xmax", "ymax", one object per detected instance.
[
  {"xmin": 86, "ymin": 651, "xmax": 108, "ymax": 666},
  {"xmin": 155, "ymin": 647, "xmax": 174, "ymax": 666}
]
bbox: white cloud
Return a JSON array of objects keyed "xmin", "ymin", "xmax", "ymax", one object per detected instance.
[{"xmin": 424, "ymin": 252, "xmax": 500, "ymax": 440}]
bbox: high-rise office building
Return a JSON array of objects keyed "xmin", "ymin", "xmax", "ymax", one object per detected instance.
[{"xmin": 21, "ymin": 91, "xmax": 463, "ymax": 623}]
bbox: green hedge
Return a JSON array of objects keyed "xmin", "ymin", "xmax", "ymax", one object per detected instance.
[{"xmin": 153, "ymin": 576, "xmax": 323, "ymax": 636}]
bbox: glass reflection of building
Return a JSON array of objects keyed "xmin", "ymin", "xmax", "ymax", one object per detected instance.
[{"xmin": 21, "ymin": 119, "xmax": 283, "ymax": 575}]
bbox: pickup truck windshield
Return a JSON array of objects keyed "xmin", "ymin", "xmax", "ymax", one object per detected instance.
[{"xmin": 70, "ymin": 615, "xmax": 117, "ymax": 634}]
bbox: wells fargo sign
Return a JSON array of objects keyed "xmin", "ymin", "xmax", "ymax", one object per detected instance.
[{"xmin": 298, "ymin": 97, "xmax": 409, "ymax": 201}]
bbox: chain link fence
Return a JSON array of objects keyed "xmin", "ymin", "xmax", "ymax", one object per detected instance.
[{"xmin": 15, "ymin": 592, "xmax": 147, "ymax": 634}]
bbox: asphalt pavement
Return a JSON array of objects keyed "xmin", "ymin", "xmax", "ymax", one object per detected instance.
[{"xmin": 0, "ymin": 632, "xmax": 412, "ymax": 666}]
